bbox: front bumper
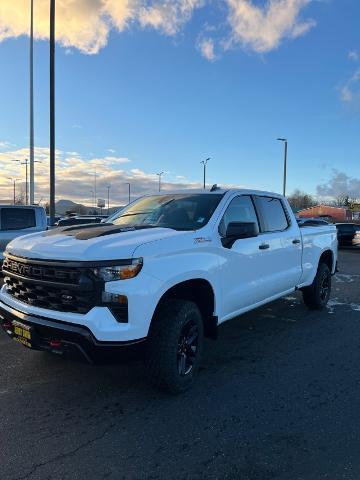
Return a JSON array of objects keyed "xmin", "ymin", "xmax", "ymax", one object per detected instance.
[{"xmin": 0, "ymin": 302, "xmax": 146, "ymax": 363}]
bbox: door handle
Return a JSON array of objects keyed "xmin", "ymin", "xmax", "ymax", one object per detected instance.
[
  {"xmin": 292, "ymin": 239, "xmax": 301, "ymax": 245},
  {"xmin": 259, "ymin": 243, "xmax": 270, "ymax": 250}
]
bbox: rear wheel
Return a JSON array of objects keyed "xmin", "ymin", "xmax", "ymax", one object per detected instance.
[
  {"xmin": 302, "ymin": 262, "xmax": 332, "ymax": 310},
  {"xmin": 145, "ymin": 299, "xmax": 203, "ymax": 394}
]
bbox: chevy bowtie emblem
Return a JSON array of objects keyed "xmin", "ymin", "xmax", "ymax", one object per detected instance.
[{"xmin": 61, "ymin": 294, "xmax": 74, "ymax": 302}]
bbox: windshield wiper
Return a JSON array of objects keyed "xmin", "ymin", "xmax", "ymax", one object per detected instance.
[{"xmin": 118, "ymin": 211, "xmax": 153, "ymax": 218}]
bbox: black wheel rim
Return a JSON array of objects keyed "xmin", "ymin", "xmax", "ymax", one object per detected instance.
[
  {"xmin": 177, "ymin": 319, "xmax": 199, "ymax": 377},
  {"xmin": 320, "ymin": 273, "xmax": 331, "ymax": 302}
]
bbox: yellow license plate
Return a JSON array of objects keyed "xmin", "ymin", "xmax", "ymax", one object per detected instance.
[{"xmin": 13, "ymin": 322, "xmax": 32, "ymax": 348}]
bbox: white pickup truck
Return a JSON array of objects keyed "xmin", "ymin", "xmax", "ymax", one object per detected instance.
[{"xmin": 0, "ymin": 189, "xmax": 337, "ymax": 392}]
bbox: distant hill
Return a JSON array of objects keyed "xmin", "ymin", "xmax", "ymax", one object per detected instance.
[{"xmin": 55, "ymin": 199, "xmax": 123, "ymax": 216}]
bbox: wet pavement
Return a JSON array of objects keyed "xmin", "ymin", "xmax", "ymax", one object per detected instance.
[{"xmin": 1, "ymin": 248, "xmax": 360, "ymax": 480}]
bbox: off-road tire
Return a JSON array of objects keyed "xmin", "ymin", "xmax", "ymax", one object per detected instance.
[
  {"xmin": 302, "ymin": 262, "xmax": 332, "ymax": 310},
  {"xmin": 145, "ymin": 299, "xmax": 204, "ymax": 394}
]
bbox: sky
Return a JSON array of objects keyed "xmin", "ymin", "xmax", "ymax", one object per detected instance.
[{"xmin": 0, "ymin": 0, "xmax": 360, "ymax": 207}]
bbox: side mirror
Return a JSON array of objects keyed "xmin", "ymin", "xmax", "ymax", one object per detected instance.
[{"xmin": 222, "ymin": 221, "xmax": 259, "ymax": 248}]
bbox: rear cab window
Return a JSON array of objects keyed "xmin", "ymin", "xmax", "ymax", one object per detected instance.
[
  {"xmin": 254, "ymin": 196, "xmax": 290, "ymax": 233},
  {"xmin": 0, "ymin": 208, "xmax": 36, "ymax": 231}
]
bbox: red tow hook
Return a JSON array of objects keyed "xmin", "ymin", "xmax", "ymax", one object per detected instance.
[
  {"xmin": 3, "ymin": 322, "xmax": 13, "ymax": 334},
  {"xmin": 49, "ymin": 339, "xmax": 62, "ymax": 348}
]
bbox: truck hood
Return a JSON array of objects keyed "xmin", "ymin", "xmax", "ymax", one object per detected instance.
[{"xmin": 6, "ymin": 225, "xmax": 191, "ymax": 261}]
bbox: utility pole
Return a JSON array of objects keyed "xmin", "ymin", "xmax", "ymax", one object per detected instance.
[
  {"xmin": 200, "ymin": 158, "xmax": 210, "ymax": 189},
  {"xmin": 29, "ymin": 0, "xmax": 35, "ymax": 204},
  {"xmin": 49, "ymin": 0, "xmax": 56, "ymax": 226},
  {"xmin": 107, "ymin": 185, "xmax": 110, "ymax": 215},
  {"xmin": 156, "ymin": 172, "xmax": 164, "ymax": 192},
  {"xmin": 277, "ymin": 138, "xmax": 288, "ymax": 196}
]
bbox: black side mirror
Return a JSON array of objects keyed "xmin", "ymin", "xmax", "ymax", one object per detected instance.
[{"xmin": 222, "ymin": 221, "xmax": 259, "ymax": 248}]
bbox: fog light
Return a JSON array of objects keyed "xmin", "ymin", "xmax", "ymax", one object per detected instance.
[{"xmin": 102, "ymin": 292, "xmax": 128, "ymax": 305}]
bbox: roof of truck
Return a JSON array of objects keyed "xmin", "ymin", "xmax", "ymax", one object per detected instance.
[
  {"xmin": 0, "ymin": 203, "xmax": 44, "ymax": 209},
  {"xmin": 0, "ymin": 204, "xmax": 45, "ymax": 209},
  {"xmin": 147, "ymin": 188, "xmax": 284, "ymax": 197}
]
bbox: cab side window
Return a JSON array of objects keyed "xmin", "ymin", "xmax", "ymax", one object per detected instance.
[{"xmin": 219, "ymin": 196, "xmax": 259, "ymax": 237}]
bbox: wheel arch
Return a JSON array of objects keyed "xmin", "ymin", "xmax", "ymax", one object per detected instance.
[
  {"xmin": 151, "ymin": 278, "xmax": 218, "ymax": 339},
  {"xmin": 318, "ymin": 249, "xmax": 335, "ymax": 272}
]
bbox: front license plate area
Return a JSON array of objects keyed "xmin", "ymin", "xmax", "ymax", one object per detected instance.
[{"xmin": 12, "ymin": 321, "xmax": 33, "ymax": 348}]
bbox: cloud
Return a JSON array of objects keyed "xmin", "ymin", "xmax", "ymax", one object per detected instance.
[
  {"xmin": 0, "ymin": 143, "xmax": 204, "ymax": 205},
  {"xmin": 0, "ymin": 0, "xmax": 317, "ymax": 57},
  {"xmin": 340, "ymin": 68, "xmax": 360, "ymax": 104},
  {"xmin": 0, "ymin": 141, "xmax": 13, "ymax": 149},
  {"xmin": 197, "ymin": 37, "xmax": 217, "ymax": 60},
  {"xmin": 348, "ymin": 50, "xmax": 359, "ymax": 62},
  {"xmin": 138, "ymin": 0, "xmax": 205, "ymax": 35},
  {"xmin": 224, "ymin": 0, "xmax": 316, "ymax": 53},
  {"xmin": 0, "ymin": 0, "xmax": 202, "ymax": 54},
  {"xmin": 316, "ymin": 170, "xmax": 360, "ymax": 199}
]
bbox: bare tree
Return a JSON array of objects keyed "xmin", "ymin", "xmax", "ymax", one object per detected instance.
[{"xmin": 287, "ymin": 190, "xmax": 316, "ymax": 210}]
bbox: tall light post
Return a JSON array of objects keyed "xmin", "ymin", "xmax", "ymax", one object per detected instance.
[
  {"xmin": 8, "ymin": 178, "xmax": 20, "ymax": 204},
  {"xmin": 29, "ymin": 0, "xmax": 35, "ymax": 204},
  {"xmin": 13, "ymin": 159, "xmax": 29, "ymax": 205},
  {"xmin": 107, "ymin": 185, "xmax": 111, "ymax": 214},
  {"xmin": 124, "ymin": 183, "xmax": 131, "ymax": 204},
  {"xmin": 156, "ymin": 172, "xmax": 164, "ymax": 192},
  {"xmin": 277, "ymin": 138, "xmax": 288, "ymax": 197},
  {"xmin": 94, "ymin": 168, "xmax": 97, "ymax": 208},
  {"xmin": 90, "ymin": 189, "xmax": 94, "ymax": 210},
  {"xmin": 200, "ymin": 158, "xmax": 210, "ymax": 189},
  {"xmin": 49, "ymin": 0, "xmax": 56, "ymax": 226}
]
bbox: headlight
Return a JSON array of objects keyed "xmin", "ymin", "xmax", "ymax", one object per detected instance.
[{"xmin": 93, "ymin": 258, "xmax": 143, "ymax": 282}]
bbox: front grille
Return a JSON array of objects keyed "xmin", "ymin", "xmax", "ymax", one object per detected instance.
[{"xmin": 2, "ymin": 256, "xmax": 101, "ymax": 314}]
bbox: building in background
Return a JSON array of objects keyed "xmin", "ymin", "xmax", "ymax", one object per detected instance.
[{"xmin": 297, "ymin": 205, "xmax": 353, "ymax": 223}]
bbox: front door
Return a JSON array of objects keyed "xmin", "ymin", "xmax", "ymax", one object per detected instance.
[{"xmin": 217, "ymin": 195, "xmax": 266, "ymax": 320}]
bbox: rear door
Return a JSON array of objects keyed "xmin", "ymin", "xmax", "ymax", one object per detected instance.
[{"xmin": 253, "ymin": 196, "xmax": 303, "ymax": 297}]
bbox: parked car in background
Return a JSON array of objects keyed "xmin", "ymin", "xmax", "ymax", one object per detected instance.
[
  {"xmin": 56, "ymin": 216, "xmax": 103, "ymax": 227},
  {"xmin": 47, "ymin": 216, "xmax": 62, "ymax": 226},
  {"xmin": 335, "ymin": 223, "xmax": 360, "ymax": 246},
  {"xmin": 353, "ymin": 230, "xmax": 360, "ymax": 247},
  {"xmin": 0, "ymin": 205, "xmax": 47, "ymax": 267},
  {"xmin": 297, "ymin": 218, "xmax": 329, "ymax": 227}
]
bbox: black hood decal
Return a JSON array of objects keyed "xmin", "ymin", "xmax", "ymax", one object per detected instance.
[{"xmin": 46, "ymin": 223, "xmax": 162, "ymax": 240}]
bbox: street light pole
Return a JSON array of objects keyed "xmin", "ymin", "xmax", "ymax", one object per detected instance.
[
  {"xmin": 94, "ymin": 168, "xmax": 97, "ymax": 209},
  {"xmin": 200, "ymin": 158, "xmax": 210, "ymax": 189},
  {"xmin": 277, "ymin": 138, "xmax": 288, "ymax": 197},
  {"xmin": 124, "ymin": 183, "xmax": 131, "ymax": 204},
  {"xmin": 12, "ymin": 158, "xmax": 29, "ymax": 204},
  {"xmin": 49, "ymin": 0, "xmax": 56, "ymax": 226},
  {"xmin": 156, "ymin": 172, "xmax": 164, "ymax": 192},
  {"xmin": 29, "ymin": 0, "xmax": 35, "ymax": 204},
  {"xmin": 8, "ymin": 178, "xmax": 20, "ymax": 204},
  {"xmin": 107, "ymin": 185, "xmax": 110, "ymax": 215}
]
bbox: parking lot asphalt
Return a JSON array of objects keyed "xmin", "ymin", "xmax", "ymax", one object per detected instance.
[{"xmin": 1, "ymin": 249, "xmax": 360, "ymax": 480}]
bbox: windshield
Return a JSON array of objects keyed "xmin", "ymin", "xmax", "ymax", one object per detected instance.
[{"xmin": 107, "ymin": 194, "xmax": 224, "ymax": 231}]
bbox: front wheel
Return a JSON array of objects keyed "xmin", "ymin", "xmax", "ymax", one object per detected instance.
[
  {"xmin": 302, "ymin": 262, "xmax": 332, "ymax": 310},
  {"xmin": 145, "ymin": 299, "xmax": 204, "ymax": 394}
]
